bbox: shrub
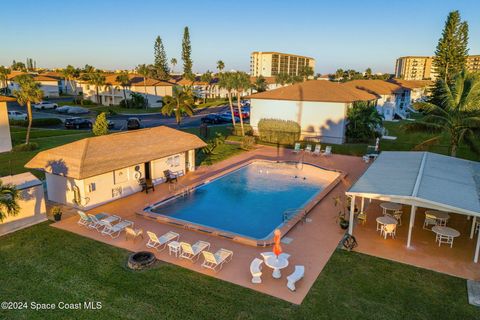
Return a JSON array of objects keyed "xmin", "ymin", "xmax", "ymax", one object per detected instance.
[
  {"xmin": 346, "ymin": 101, "xmax": 383, "ymax": 143},
  {"xmin": 12, "ymin": 142, "xmax": 39, "ymax": 152},
  {"xmin": 202, "ymin": 132, "xmax": 225, "ymax": 155},
  {"xmin": 257, "ymin": 118, "xmax": 301, "ymax": 145},
  {"xmin": 92, "ymin": 112, "xmax": 109, "ymax": 136},
  {"xmin": 10, "ymin": 118, "xmax": 62, "ymax": 127},
  {"xmin": 241, "ymin": 136, "xmax": 255, "ymax": 150},
  {"xmin": 120, "ymin": 92, "xmax": 147, "ymax": 109},
  {"xmin": 232, "ymin": 123, "xmax": 253, "ymax": 136}
]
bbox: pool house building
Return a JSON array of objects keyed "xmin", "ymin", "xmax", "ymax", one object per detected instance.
[{"xmin": 25, "ymin": 126, "xmax": 206, "ymax": 210}]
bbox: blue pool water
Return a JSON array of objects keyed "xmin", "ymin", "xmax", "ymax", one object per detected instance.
[{"xmin": 149, "ymin": 161, "xmax": 336, "ymax": 240}]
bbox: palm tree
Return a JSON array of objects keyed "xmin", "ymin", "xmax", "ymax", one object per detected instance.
[
  {"xmin": 0, "ymin": 66, "xmax": 10, "ymax": 94},
  {"xmin": 403, "ymin": 71, "xmax": 480, "ymax": 157},
  {"xmin": 275, "ymin": 73, "xmax": 291, "ymax": 87},
  {"xmin": 170, "ymin": 58, "xmax": 177, "ymax": 73},
  {"xmin": 200, "ymin": 71, "xmax": 213, "ymax": 102},
  {"xmin": 232, "ymin": 71, "xmax": 251, "ymax": 136},
  {"xmin": 217, "ymin": 60, "xmax": 225, "ymax": 73},
  {"xmin": 253, "ymin": 76, "xmax": 267, "ymax": 92},
  {"xmin": 335, "ymin": 68, "xmax": 344, "ymax": 81},
  {"xmin": 0, "ymin": 180, "xmax": 20, "ymax": 222},
  {"xmin": 13, "ymin": 75, "xmax": 43, "ymax": 144},
  {"xmin": 62, "ymin": 65, "xmax": 78, "ymax": 97},
  {"xmin": 161, "ymin": 86, "xmax": 195, "ymax": 126},
  {"xmin": 88, "ymin": 71, "xmax": 106, "ymax": 105},
  {"xmin": 116, "ymin": 71, "xmax": 131, "ymax": 108},
  {"xmin": 218, "ymin": 72, "xmax": 236, "ymax": 127},
  {"xmin": 346, "ymin": 101, "xmax": 383, "ymax": 142},
  {"xmin": 136, "ymin": 64, "xmax": 150, "ymax": 108}
]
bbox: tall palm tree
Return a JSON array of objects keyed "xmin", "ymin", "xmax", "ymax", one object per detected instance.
[
  {"xmin": 0, "ymin": 180, "xmax": 20, "ymax": 222},
  {"xmin": 116, "ymin": 71, "xmax": 131, "ymax": 108},
  {"xmin": 218, "ymin": 72, "xmax": 236, "ymax": 127},
  {"xmin": 200, "ymin": 71, "xmax": 213, "ymax": 102},
  {"xmin": 88, "ymin": 71, "xmax": 106, "ymax": 105},
  {"xmin": 217, "ymin": 60, "xmax": 225, "ymax": 73},
  {"xmin": 0, "ymin": 66, "xmax": 11, "ymax": 94},
  {"xmin": 170, "ymin": 58, "xmax": 177, "ymax": 73},
  {"xmin": 275, "ymin": 73, "xmax": 291, "ymax": 87},
  {"xmin": 13, "ymin": 75, "xmax": 43, "ymax": 144},
  {"xmin": 403, "ymin": 71, "xmax": 480, "ymax": 157},
  {"xmin": 62, "ymin": 65, "xmax": 78, "ymax": 97},
  {"xmin": 232, "ymin": 71, "xmax": 251, "ymax": 136},
  {"xmin": 161, "ymin": 86, "xmax": 195, "ymax": 126}
]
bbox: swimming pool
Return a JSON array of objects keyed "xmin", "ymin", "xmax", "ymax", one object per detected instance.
[{"xmin": 147, "ymin": 161, "xmax": 340, "ymax": 241}]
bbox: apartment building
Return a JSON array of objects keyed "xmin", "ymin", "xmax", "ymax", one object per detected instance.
[
  {"xmin": 466, "ymin": 55, "xmax": 480, "ymax": 73},
  {"xmin": 250, "ymin": 52, "xmax": 315, "ymax": 77}
]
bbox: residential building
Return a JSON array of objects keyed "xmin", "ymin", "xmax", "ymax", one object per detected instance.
[
  {"xmin": 344, "ymin": 80, "xmax": 412, "ymax": 120},
  {"xmin": 25, "ymin": 126, "xmax": 206, "ymax": 210},
  {"xmin": 78, "ymin": 73, "xmax": 174, "ymax": 107},
  {"xmin": 0, "ymin": 172, "xmax": 47, "ymax": 236},
  {"xmin": 395, "ymin": 55, "xmax": 480, "ymax": 80},
  {"xmin": 6, "ymin": 72, "xmax": 60, "ymax": 98},
  {"xmin": 388, "ymin": 79, "xmax": 433, "ymax": 102},
  {"xmin": 41, "ymin": 71, "xmax": 76, "ymax": 95},
  {"xmin": 0, "ymin": 96, "xmax": 15, "ymax": 153},
  {"xmin": 247, "ymin": 81, "xmax": 377, "ymax": 144},
  {"xmin": 250, "ymin": 52, "xmax": 315, "ymax": 77}
]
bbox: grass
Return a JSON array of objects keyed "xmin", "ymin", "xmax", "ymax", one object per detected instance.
[
  {"xmin": 0, "ymin": 222, "xmax": 478, "ymax": 320},
  {"xmin": 195, "ymin": 98, "xmax": 228, "ymax": 109}
]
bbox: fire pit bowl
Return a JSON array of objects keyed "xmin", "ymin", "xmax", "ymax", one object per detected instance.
[{"xmin": 127, "ymin": 251, "xmax": 156, "ymax": 270}]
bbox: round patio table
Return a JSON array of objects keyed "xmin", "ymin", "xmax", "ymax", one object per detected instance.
[
  {"xmin": 264, "ymin": 256, "xmax": 289, "ymax": 279},
  {"xmin": 425, "ymin": 210, "xmax": 450, "ymax": 226},
  {"xmin": 376, "ymin": 215, "xmax": 398, "ymax": 226},
  {"xmin": 432, "ymin": 226, "xmax": 460, "ymax": 247},
  {"xmin": 380, "ymin": 202, "xmax": 402, "ymax": 215}
]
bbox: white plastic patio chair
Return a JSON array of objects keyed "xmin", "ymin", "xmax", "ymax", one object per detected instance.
[
  {"xmin": 292, "ymin": 143, "xmax": 301, "ymax": 154},
  {"xmin": 180, "ymin": 241, "xmax": 211, "ymax": 261},
  {"xmin": 201, "ymin": 248, "xmax": 233, "ymax": 272},
  {"xmin": 101, "ymin": 220, "xmax": 134, "ymax": 238},
  {"xmin": 381, "ymin": 224, "xmax": 396, "ymax": 239},
  {"xmin": 305, "ymin": 144, "xmax": 312, "ymax": 153},
  {"xmin": 322, "ymin": 146, "xmax": 332, "ymax": 156},
  {"xmin": 313, "ymin": 144, "xmax": 321, "ymax": 156},
  {"xmin": 423, "ymin": 213, "xmax": 437, "ymax": 230},
  {"xmin": 146, "ymin": 231, "xmax": 180, "ymax": 251},
  {"xmin": 287, "ymin": 265, "xmax": 305, "ymax": 291},
  {"xmin": 250, "ymin": 258, "xmax": 263, "ymax": 284}
]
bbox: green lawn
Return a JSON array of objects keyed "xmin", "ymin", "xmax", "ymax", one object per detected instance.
[{"xmin": 0, "ymin": 222, "xmax": 477, "ymax": 320}]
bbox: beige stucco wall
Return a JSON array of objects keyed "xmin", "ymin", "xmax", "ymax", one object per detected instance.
[
  {"xmin": 250, "ymin": 98, "xmax": 348, "ymax": 144},
  {"xmin": 0, "ymin": 181, "xmax": 47, "ymax": 236},
  {"xmin": 0, "ymin": 102, "xmax": 12, "ymax": 153}
]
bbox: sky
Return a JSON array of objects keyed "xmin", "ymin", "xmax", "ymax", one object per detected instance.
[{"xmin": 1, "ymin": 0, "xmax": 479, "ymax": 74}]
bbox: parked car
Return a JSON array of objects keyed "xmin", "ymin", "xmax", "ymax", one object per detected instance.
[
  {"xmin": 66, "ymin": 106, "xmax": 90, "ymax": 114},
  {"xmin": 201, "ymin": 114, "xmax": 225, "ymax": 124},
  {"xmin": 107, "ymin": 120, "xmax": 115, "ymax": 129},
  {"xmin": 56, "ymin": 105, "xmax": 72, "ymax": 113},
  {"xmin": 127, "ymin": 117, "xmax": 141, "ymax": 130},
  {"xmin": 7, "ymin": 111, "xmax": 28, "ymax": 121},
  {"xmin": 233, "ymin": 107, "xmax": 250, "ymax": 119},
  {"xmin": 64, "ymin": 118, "xmax": 92, "ymax": 129},
  {"xmin": 33, "ymin": 101, "xmax": 58, "ymax": 110}
]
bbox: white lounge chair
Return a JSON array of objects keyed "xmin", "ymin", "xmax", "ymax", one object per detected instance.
[
  {"xmin": 250, "ymin": 258, "xmax": 263, "ymax": 284},
  {"xmin": 287, "ymin": 265, "xmax": 305, "ymax": 291},
  {"xmin": 146, "ymin": 231, "xmax": 180, "ymax": 251},
  {"xmin": 201, "ymin": 248, "xmax": 233, "ymax": 272},
  {"xmin": 292, "ymin": 143, "xmax": 301, "ymax": 154},
  {"xmin": 180, "ymin": 241, "xmax": 211, "ymax": 261},
  {"xmin": 322, "ymin": 146, "xmax": 332, "ymax": 156},
  {"xmin": 101, "ymin": 219, "xmax": 134, "ymax": 238},
  {"xmin": 87, "ymin": 213, "xmax": 119, "ymax": 231},
  {"xmin": 78, "ymin": 211, "xmax": 107, "ymax": 227},
  {"xmin": 305, "ymin": 144, "xmax": 312, "ymax": 153},
  {"xmin": 313, "ymin": 144, "xmax": 321, "ymax": 156}
]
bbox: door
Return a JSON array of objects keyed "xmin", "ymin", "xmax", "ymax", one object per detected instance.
[{"xmin": 144, "ymin": 162, "xmax": 151, "ymax": 180}]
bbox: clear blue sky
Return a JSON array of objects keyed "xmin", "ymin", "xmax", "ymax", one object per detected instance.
[{"xmin": 1, "ymin": 0, "xmax": 479, "ymax": 74}]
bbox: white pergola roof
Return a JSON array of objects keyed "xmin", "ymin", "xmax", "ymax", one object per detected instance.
[{"xmin": 347, "ymin": 151, "xmax": 480, "ymax": 217}]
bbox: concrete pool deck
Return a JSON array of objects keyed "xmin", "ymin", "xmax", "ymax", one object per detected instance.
[{"xmin": 52, "ymin": 145, "xmax": 369, "ymax": 304}]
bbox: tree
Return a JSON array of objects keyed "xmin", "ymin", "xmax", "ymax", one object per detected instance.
[
  {"xmin": 200, "ymin": 71, "xmax": 213, "ymax": 102},
  {"xmin": 136, "ymin": 64, "xmax": 150, "ymax": 107},
  {"xmin": 217, "ymin": 60, "xmax": 225, "ymax": 73},
  {"xmin": 62, "ymin": 65, "xmax": 79, "ymax": 97},
  {"xmin": 218, "ymin": 72, "xmax": 236, "ymax": 127},
  {"xmin": 0, "ymin": 179, "xmax": 20, "ymax": 222},
  {"xmin": 92, "ymin": 112, "xmax": 109, "ymax": 136},
  {"xmin": 299, "ymin": 65, "xmax": 314, "ymax": 81},
  {"xmin": 154, "ymin": 36, "xmax": 169, "ymax": 80},
  {"xmin": 335, "ymin": 68, "xmax": 344, "ymax": 81},
  {"xmin": 0, "ymin": 66, "xmax": 10, "ymax": 94},
  {"xmin": 365, "ymin": 68, "xmax": 372, "ymax": 79},
  {"xmin": 87, "ymin": 71, "xmax": 105, "ymax": 105},
  {"xmin": 161, "ymin": 86, "xmax": 195, "ymax": 126},
  {"xmin": 11, "ymin": 61, "xmax": 26, "ymax": 71},
  {"xmin": 232, "ymin": 71, "xmax": 250, "ymax": 136},
  {"xmin": 403, "ymin": 71, "xmax": 480, "ymax": 157},
  {"xmin": 345, "ymin": 101, "xmax": 383, "ymax": 142},
  {"xmin": 253, "ymin": 75, "xmax": 267, "ymax": 92},
  {"xmin": 83, "ymin": 64, "xmax": 95, "ymax": 73},
  {"xmin": 116, "ymin": 71, "xmax": 131, "ymax": 108},
  {"xmin": 182, "ymin": 26, "xmax": 193, "ymax": 78},
  {"xmin": 275, "ymin": 73, "xmax": 291, "ymax": 86},
  {"xmin": 170, "ymin": 58, "xmax": 177, "ymax": 73},
  {"xmin": 12, "ymin": 75, "xmax": 43, "ymax": 144}
]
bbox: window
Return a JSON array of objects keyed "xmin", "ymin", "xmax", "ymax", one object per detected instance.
[{"xmin": 88, "ymin": 183, "xmax": 96, "ymax": 192}]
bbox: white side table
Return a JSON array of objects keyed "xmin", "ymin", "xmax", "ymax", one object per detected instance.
[{"xmin": 168, "ymin": 241, "xmax": 181, "ymax": 257}]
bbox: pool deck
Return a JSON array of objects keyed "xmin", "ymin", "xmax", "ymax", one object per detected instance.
[{"xmin": 52, "ymin": 145, "xmax": 369, "ymax": 304}]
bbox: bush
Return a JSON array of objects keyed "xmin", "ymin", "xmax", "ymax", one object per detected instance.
[
  {"xmin": 257, "ymin": 118, "xmax": 301, "ymax": 145},
  {"xmin": 10, "ymin": 118, "xmax": 62, "ymax": 127},
  {"xmin": 232, "ymin": 123, "xmax": 253, "ymax": 136},
  {"xmin": 120, "ymin": 92, "xmax": 147, "ymax": 109},
  {"xmin": 92, "ymin": 112, "xmax": 109, "ymax": 136},
  {"xmin": 241, "ymin": 136, "xmax": 256, "ymax": 150},
  {"xmin": 12, "ymin": 142, "xmax": 39, "ymax": 152}
]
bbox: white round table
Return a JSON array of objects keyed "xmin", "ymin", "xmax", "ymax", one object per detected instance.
[
  {"xmin": 432, "ymin": 226, "xmax": 460, "ymax": 247},
  {"xmin": 425, "ymin": 210, "xmax": 450, "ymax": 226},
  {"xmin": 380, "ymin": 202, "xmax": 402, "ymax": 215},
  {"xmin": 376, "ymin": 216, "xmax": 398, "ymax": 225},
  {"xmin": 264, "ymin": 256, "xmax": 289, "ymax": 279}
]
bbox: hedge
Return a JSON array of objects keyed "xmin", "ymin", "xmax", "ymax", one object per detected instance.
[
  {"xmin": 12, "ymin": 142, "xmax": 39, "ymax": 152},
  {"xmin": 257, "ymin": 118, "xmax": 301, "ymax": 145},
  {"xmin": 10, "ymin": 118, "xmax": 63, "ymax": 127}
]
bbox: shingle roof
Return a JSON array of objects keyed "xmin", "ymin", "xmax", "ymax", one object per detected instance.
[
  {"xmin": 343, "ymin": 79, "xmax": 406, "ymax": 95},
  {"xmin": 388, "ymin": 79, "xmax": 433, "ymax": 89},
  {"xmin": 25, "ymin": 126, "xmax": 206, "ymax": 179},
  {"xmin": 103, "ymin": 74, "xmax": 173, "ymax": 87},
  {"xmin": 246, "ymin": 80, "xmax": 377, "ymax": 103}
]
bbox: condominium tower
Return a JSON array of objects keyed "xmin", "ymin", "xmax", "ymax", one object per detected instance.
[{"xmin": 250, "ymin": 52, "xmax": 315, "ymax": 77}]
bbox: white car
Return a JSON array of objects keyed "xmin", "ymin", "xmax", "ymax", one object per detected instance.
[
  {"xmin": 33, "ymin": 101, "xmax": 58, "ymax": 110},
  {"xmin": 7, "ymin": 111, "xmax": 28, "ymax": 121}
]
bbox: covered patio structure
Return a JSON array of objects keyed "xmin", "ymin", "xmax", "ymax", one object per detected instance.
[{"xmin": 346, "ymin": 151, "xmax": 480, "ymax": 268}]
